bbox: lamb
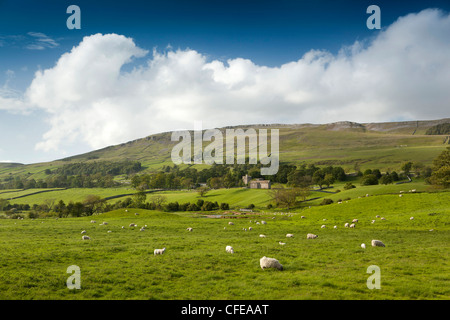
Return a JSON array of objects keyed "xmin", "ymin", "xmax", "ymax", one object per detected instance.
[
  {"xmin": 371, "ymin": 240, "xmax": 385, "ymax": 247},
  {"xmin": 307, "ymin": 233, "xmax": 318, "ymax": 239},
  {"xmin": 260, "ymin": 256, "xmax": 283, "ymax": 271},
  {"xmin": 154, "ymin": 247, "xmax": 166, "ymax": 255},
  {"xmin": 225, "ymin": 246, "xmax": 234, "ymax": 254},
  {"xmin": 82, "ymin": 235, "xmax": 90, "ymax": 240},
  {"xmin": 186, "ymin": 227, "xmax": 193, "ymax": 231},
  {"xmin": 286, "ymin": 233, "xmax": 294, "ymax": 238}
]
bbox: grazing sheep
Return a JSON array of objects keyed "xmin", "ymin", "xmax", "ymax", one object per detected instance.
[
  {"xmin": 259, "ymin": 234, "xmax": 266, "ymax": 238},
  {"xmin": 225, "ymin": 246, "xmax": 234, "ymax": 254},
  {"xmin": 321, "ymin": 225, "xmax": 326, "ymax": 228},
  {"xmin": 261, "ymin": 221, "xmax": 267, "ymax": 225},
  {"xmin": 279, "ymin": 241, "xmax": 286, "ymax": 245},
  {"xmin": 248, "ymin": 227, "xmax": 253, "ymax": 231},
  {"xmin": 349, "ymin": 223, "xmax": 355, "ymax": 228},
  {"xmin": 135, "ymin": 212, "xmax": 139, "ymax": 215},
  {"xmin": 352, "ymin": 219, "xmax": 358, "ymax": 223},
  {"xmin": 82, "ymin": 235, "xmax": 90, "ymax": 240},
  {"xmin": 410, "ymin": 217, "xmax": 414, "ymax": 220},
  {"xmin": 344, "ymin": 223, "xmax": 349, "ymax": 228},
  {"xmin": 107, "ymin": 230, "xmax": 112, "ymax": 233},
  {"xmin": 380, "ymin": 217, "xmax": 386, "ymax": 220},
  {"xmin": 323, "ymin": 219, "xmax": 327, "ymax": 221},
  {"xmin": 361, "ymin": 243, "xmax": 366, "ymax": 249},
  {"xmin": 90, "ymin": 220, "xmax": 96, "ymax": 223},
  {"xmin": 121, "ymin": 226, "xmax": 125, "ymax": 229},
  {"xmin": 376, "ymin": 215, "xmax": 380, "ymax": 218},
  {"xmin": 139, "ymin": 227, "xmax": 145, "ymax": 231},
  {"xmin": 399, "ymin": 194, "xmax": 403, "ymax": 197},
  {"xmin": 101, "ymin": 222, "xmax": 108, "ymax": 225},
  {"xmin": 334, "ymin": 226, "xmax": 337, "ymax": 229},
  {"xmin": 371, "ymin": 240, "xmax": 385, "ymax": 247},
  {"xmin": 129, "ymin": 223, "xmax": 137, "ymax": 227},
  {"xmin": 260, "ymin": 256, "xmax": 283, "ymax": 271},
  {"xmin": 301, "ymin": 216, "xmax": 306, "ymax": 219},
  {"xmin": 307, "ymin": 233, "xmax": 318, "ymax": 239},
  {"xmin": 256, "ymin": 222, "xmax": 260, "ymax": 225},
  {"xmin": 154, "ymin": 248, "xmax": 166, "ymax": 255},
  {"xmin": 81, "ymin": 230, "xmax": 86, "ymax": 234},
  {"xmin": 186, "ymin": 227, "xmax": 193, "ymax": 231},
  {"xmin": 286, "ymin": 234, "xmax": 294, "ymax": 238},
  {"xmin": 371, "ymin": 220, "xmax": 376, "ymax": 224},
  {"xmin": 228, "ymin": 222, "xmax": 234, "ymax": 225}
]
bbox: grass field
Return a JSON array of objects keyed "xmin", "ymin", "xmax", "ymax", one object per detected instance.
[{"xmin": 0, "ymin": 190, "xmax": 448, "ymax": 300}]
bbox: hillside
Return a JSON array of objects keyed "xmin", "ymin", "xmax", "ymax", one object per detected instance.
[{"xmin": 1, "ymin": 118, "xmax": 449, "ymax": 181}]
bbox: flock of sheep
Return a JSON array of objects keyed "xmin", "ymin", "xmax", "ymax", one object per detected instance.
[{"xmin": 79, "ymin": 200, "xmax": 418, "ymax": 271}]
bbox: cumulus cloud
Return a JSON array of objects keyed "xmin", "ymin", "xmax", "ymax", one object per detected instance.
[{"xmin": 4, "ymin": 9, "xmax": 450, "ymax": 152}]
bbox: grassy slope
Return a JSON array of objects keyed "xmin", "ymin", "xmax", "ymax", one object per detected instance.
[{"xmin": 0, "ymin": 191, "xmax": 448, "ymax": 300}]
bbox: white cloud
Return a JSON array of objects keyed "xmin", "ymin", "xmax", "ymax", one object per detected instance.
[{"xmin": 3, "ymin": 9, "xmax": 450, "ymax": 153}]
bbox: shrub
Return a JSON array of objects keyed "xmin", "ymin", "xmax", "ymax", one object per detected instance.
[{"xmin": 320, "ymin": 198, "xmax": 333, "ymax": 205}]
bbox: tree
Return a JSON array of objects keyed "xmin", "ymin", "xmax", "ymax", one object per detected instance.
[
  {"xmin": 401, "ymin": 162, "xmax": 413, "ymax": 175},
  {"xmin": 197, "ymin": 186, "xmax": 209, "ymax": 197},
  {"xmin": 428, "ymin": 147, "xmax": 450, "ymax": 188},
  {"xmin": 269, "ymin": 187, "xmax": 299, "ymax": 208},
  {"xmin": 149, "ymin": 195, "xmax": 167, "ymax": 209},
  {"xmin": 379, "ymin": 174, "xmax": 393, "ymax": 185},
  {"xmin": 361, "ymin": 174, "xmax": 379, "ymax": 186},
  {"xmin": 83, "ymin": 195, "xmax": 106, "ymax": 215}
]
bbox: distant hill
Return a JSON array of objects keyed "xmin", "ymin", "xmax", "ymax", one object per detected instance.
[{"xmin": 1, "ymin": 118, "xmax": 449, "ymax": 180}]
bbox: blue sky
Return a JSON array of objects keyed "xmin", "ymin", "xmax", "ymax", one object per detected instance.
[{"xmin": 1, "ymin": 0, "xmax": 450, "ymax": 164}]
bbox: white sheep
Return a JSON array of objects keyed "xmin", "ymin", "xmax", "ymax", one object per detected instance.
[
  {"xmin": 82, "ymin": 235, "xmax": 90, "ymax": 240},
  {"xmin": 139, "ymin": 227, "xmax": 145, "ymax": 231},
  {"xmin": 228, "ymin": 222, "xmax": 234, "ymax": 225},
  {"xmin": 301, "ymin": 216, "xmax": 306, "ymax": 219},
  {"xmin": 352, "ymin": 219, "xmax": 358, "ymax": 223},
  {"xmin": 259, "ymin": 234, "xmax": 266, "ymax": 238},
  {"xmin": 333, "ymin": 226, "xmax": 337, "ymax": 229},
  {"xmin": 380, "ymin": 217, "xmax": 386, "ymax": 220},
  {"xmin": 81, "ymin": 230, "xmax": 86, "ymax": 234},
  {"xmin": 186, "ymin": 227, "xmax": 193, "ymax": 231},
  {"xmin": 129, "ymin": 223, "xmax": 137, "ymax": 227},
  {"xmin": 399, "ymin": 194, "xmax": 403, "ymax": 197},
  {"xmin": 361, "ymin": 243, "xmax": 366, "ymax": 249},
  {"xmin": 376, "ymin": 215, "xmax": 381, "ymax": 218},
  {"xmin": 135, "ymin": 212, "xmax": 139, "ymax": 215},
  {"xmin": 344, "ymin": 223, "xmax": 349, "ymax": 228},
  {"xmin": 371, "ymin": 220, "xmax": 375, "ymax": 224},
  {"xmin": 307, "ymin": 233, "xmax": 318, "ymax": 239},
  {"xmin": 410, "ymin": 217, "xmax": 414, "ymax": 220},
  {"xmin": 279, "ymin": 241, "xmax": 286, "ymax": 245},
  {"xmin": 248, "ymin": 227, "xmax": 253, "ymax": 231},
  {"xmin": 349, "ymin": 223, "xmax": 355, "ymax": 228},
  {"xmin": 261, "ymin": 221, "xmax": 267, "ymax": 225},
  {"xmin": 286, "ymin": 233, "xmax": 294, "ymax": 238},
  {"xmin": 225, "ymin": 246, "xmax": 234, "ymax": 254},
  {"xmin": 154, "ymin": 247, "xmax": 166, "ymax": 255},
  {"xmin": 260, "ymin": 256, "xmax": 283, "ymax": 271},
  {"xmin": 107, "ymin": 230, "xmax": 112, "ymax": 233},
  {"xmin": 321, "ymin": 225, "xmax": 326, "ymax": 228},
  {"xmin": 371, "ymin": 240, "xmax": 385, "ymax": 247},
  {"xmin": 90, "ymin": 220, "xmax": 96, "ymax": 223}
]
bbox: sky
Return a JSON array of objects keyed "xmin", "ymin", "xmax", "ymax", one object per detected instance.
[{"xmin": 0, "ymin": 0, "xmax": 450, "ymax": 164}]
